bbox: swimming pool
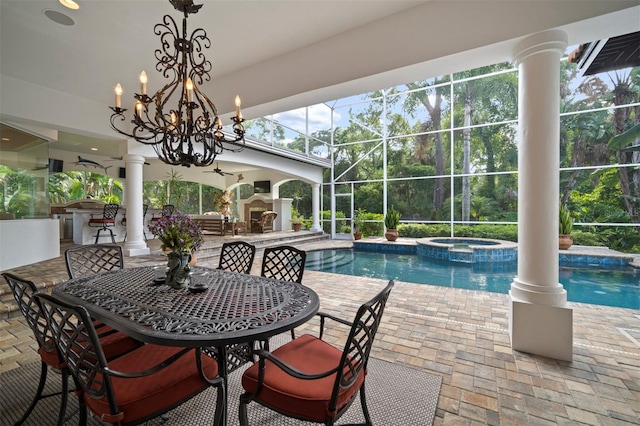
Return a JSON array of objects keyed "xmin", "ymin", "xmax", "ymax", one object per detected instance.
[{"xmin": 305, "ymin": 249, "xmax": 640, "ymax": 309}]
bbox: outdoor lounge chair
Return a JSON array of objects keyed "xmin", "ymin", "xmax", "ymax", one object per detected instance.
[{"xmin": 250, "ymin": 211, "xmax": 277, "ymax": 233}]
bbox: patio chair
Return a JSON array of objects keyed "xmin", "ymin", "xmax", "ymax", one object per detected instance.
[
  {"xmin": 218, "ymin": 241, "xmax": 256, "ymax": 274},
  {"xmin": 121, "ymin": 203, "xmax": 148, "ymax": 242},
  {"xmin": 239, "ymin": 280, "xmax": 395, "ymax": 426},
  {"xmin": 2, "ymin": 273, "xmax": 141, "ymax": 426},
  {"xmin": 260, "ymin": 245, "xmax": 306, "ymax": 283},
  {"xmin": 250, "ymin": 210, "xmax": 277, "ymax": 233},
  {"xmin": 88, "ymin": 203, "xmax": 119, "ymax": 244},
  {"xmin": 150, "ymin": 204, "xmax": 175, "ymax": 221},
  {"xmin": 65, "ymin": 244, "xmax": 124, "ymax": 279},
  {"xmin": 36, "ymin": 292, "xmax": 225, "ymax": 426}
]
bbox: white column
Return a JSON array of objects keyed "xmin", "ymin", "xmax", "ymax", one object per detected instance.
[
  {"xmin": 509, "ymin": 29, "xmax": 572, "ymax": 361},
  {"xmin": 123, "ymin": 154, "xmax": 150, "ymax": 256},
  {"xmin": 310, "ymin": 183, "xmax": 322, "ymax": 232}
]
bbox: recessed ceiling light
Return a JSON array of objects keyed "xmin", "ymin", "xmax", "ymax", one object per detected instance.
[
  {"xmin": 44, "ymin": 9, "xmax": 75, "ymax": 26},
  {"xmin": 91, "ymin": 147, "xmax": 98, "ymax": 151},
  {"xmin": 1, "ymin": 137, "xmax": 10, "ymax": 142},
  {"xmin": 59, "ymin": 0, "xmax": 79, "ymax": 10}
]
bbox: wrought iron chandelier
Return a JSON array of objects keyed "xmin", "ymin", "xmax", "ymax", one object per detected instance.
[{"xmin": 109, "ymin": 0, "xmax": 245, "ymax": 167}]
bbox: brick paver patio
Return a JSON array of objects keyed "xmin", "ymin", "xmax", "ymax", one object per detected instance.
[{"xmin": 1, "ymin": 236, "xmax": 638, "ymax": 424}]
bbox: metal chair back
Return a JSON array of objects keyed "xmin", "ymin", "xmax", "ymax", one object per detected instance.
[
  {"xmin": 2, "ymin": 272, "xmax": 69, "ymax": 424},
  {"xmin": 261, "ymin": 245, "xmax": 306, "ymax": 283},
  {"xmin": 333, "ymin": 281, "xmax": 394, "ymax": 398},
  {"xmin": 2, "ymin": 273, "xmax": 55, "ymax": 355},
  {"xmin": 218, "ymin": 241, "xmax": 256, "ymax": 274},
  {"xmin": 36, "ymin": 293, "xmax": 112, "ymax": 400},
  {"xmin": 65, "ymin": 244, "xmax": 124, "ymax": 279},
  {"xmin": 162, "ymin": 204, "xmax": 175, "ymax": 215},
  {"xmin": 102, "ymin": 203, "xmax": 119, "ymax": 221}
]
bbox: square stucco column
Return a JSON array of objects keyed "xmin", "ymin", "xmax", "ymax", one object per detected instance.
[{"xmin": 509, "ymin": 29, "xmax": 572, "ymax": 361}]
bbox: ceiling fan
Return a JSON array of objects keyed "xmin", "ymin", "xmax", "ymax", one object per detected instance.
[{"xmin": 204, "ymin": 162, "xmax": 234, "ymax": 176}]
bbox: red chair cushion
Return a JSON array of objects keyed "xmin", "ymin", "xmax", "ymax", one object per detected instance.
[
  {"xmin": 38, "ymin": 346, "xmax": 66, "ymax": 369},
  {"xmin": 89, "ymin": 218, "xmax": 115, "ymax": 224},
  {"xmin": 85, "ymin": 344, "xmax": 218, "ymax": 424},
  {"xmin": 241, "ymin": 334, "xmax": 365, "ymax": 422},
  {"xmin": 40, "ymin": 325, "xmax": 140, "ymax": 368}
]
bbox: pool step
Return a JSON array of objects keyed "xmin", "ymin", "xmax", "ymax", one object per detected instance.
[
  {"xmin": 195, "ymin": 231, "xmax": 329, "ymax": 261},
  {"xmin": 306, "ymin": 250, "xmax": 354, "ymax": 270}
]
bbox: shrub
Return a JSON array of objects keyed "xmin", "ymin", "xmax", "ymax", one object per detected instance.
[
  {"xmin": 359, "ymin": 212, "xmax": 384, "ymax": 237},
  {"xmin": 571, "ymin": 230, "xmax": 605, "ymax": 247},
  {"xmin": 398, "ymin": 223, "xmax": 518, "ymax": 241}
]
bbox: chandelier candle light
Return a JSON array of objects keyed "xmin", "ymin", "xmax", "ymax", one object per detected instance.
[{"xmin": 109, "ymin": 0, "xmax": 245, "ymax": 167}]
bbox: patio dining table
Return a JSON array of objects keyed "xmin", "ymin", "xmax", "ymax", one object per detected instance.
[{"xmin": 52, "ymin": 265, "xmax": 320, "ymax": 426}]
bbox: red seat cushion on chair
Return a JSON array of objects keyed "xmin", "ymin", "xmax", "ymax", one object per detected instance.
[
  {"xmin": 241, "ymin": 334, "xmax": 365, "ymax": 422},
  {"xmin": 38, "ymin": 346, "xmax": 66, "ymax": 369},
  {"xmin": 40, "ymin": 326, "xmax": 140, "ymax": 368},
  {"xmin": 85, "ymin": 344, "xmax": 218, "ymax": 424},
  {"xmin": 89, "ymin": 218, "xmax": 115, "ymax": 224}
]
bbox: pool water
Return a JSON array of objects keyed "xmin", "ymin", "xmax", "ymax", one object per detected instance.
[{"xmin": 306, "ymin": 249, "xmax": 640, "ymax": 309}]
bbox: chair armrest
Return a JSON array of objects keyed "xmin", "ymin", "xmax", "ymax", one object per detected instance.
[
  {"xmin": 253, "ymin": 348, "xmax": 339, "ymax": 381},
  {"xmin": 291, "ymin": 311, "xmax": 353, "ymax": 340},
  {"xmin": 317, "ymin": 311, "xmax": 353, "ymax": 340},
  {"xmin": 317, "ymin": 311, "xmax": 353, "ymax": 327}
]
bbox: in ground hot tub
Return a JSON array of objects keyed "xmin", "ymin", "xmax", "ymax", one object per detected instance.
[{"xmin": 416, "ymin": 237, "xmax": 517, "ymax": 264}]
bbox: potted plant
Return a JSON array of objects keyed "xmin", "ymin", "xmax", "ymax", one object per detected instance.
[
  {"xmin": 384, "ymin": 207, "xmax": 400, "ymax": 241},
  {"xmin": 291, "ymin": 215, "xmax": 304, "ymax": 231},
  {"xmin": 559, "ymin": 204, "xmax": 574, "ymax": 250},
  {"xmin": 353, "ymin": 209, "xmax": 365, "ymax": 240},
  {"xmin": 148, "ymin": 209, "xmax": 204, "ymax": 288}
]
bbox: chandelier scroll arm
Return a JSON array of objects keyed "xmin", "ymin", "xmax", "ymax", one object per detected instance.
[{"xmin": 108, "ymin": 0, "xmax": 245, "ymax": 167}]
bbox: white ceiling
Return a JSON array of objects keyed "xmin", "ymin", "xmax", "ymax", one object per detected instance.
[{"xmin": 1, "ymin": 0, "xmax": 639, "ymax": 168}]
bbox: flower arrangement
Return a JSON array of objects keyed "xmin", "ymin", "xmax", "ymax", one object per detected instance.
[{"xmin": 148, "ymin": 209, "xmax": 204, "ymax": 254}]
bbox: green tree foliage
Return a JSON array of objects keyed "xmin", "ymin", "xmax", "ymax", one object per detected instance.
[{"xmin": 0, "ymin": 165, "xmax": 38, "ymax": 218}]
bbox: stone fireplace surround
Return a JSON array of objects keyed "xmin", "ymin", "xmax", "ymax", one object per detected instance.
[
  {"xmin": 238, "ymin": 194, "xmax": 292, "ymax": 232},
  {"xmin": 241, "ymin": 197, "xmax": 273, "ymax": 224}
]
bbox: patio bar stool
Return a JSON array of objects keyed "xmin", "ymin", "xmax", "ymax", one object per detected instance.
[{"xmin": 88, "ymin": 203, "xmax": 119, "ymax": 244}]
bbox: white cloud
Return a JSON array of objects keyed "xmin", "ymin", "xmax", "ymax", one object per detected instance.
[{"xmin": 272, "ymin": 103, "xmax": 341, "ymax": 135}]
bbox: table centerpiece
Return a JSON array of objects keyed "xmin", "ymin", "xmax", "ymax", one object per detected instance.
[{"xmin": 148, "ymin": 209, "xmax": 204, "ymax": 288}]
